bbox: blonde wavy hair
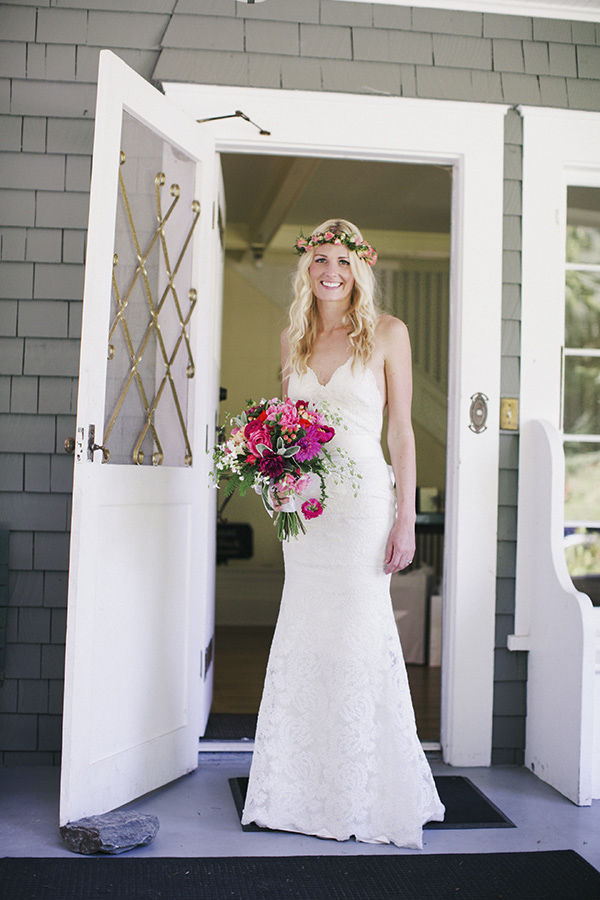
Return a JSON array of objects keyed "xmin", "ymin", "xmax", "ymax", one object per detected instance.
[{"xmin": 286, "ymin": 219, "xmax": 378, "ymax": 376}]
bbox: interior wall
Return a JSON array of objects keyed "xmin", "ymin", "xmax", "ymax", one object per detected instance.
[{"xmin": 413, "ymin": 422, "xmax": 447, "ymax": 491}]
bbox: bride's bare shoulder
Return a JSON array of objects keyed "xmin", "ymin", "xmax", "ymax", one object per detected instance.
[{"xmin": 375, "ymin": 314, "xmax": 409, "ymax": 349}]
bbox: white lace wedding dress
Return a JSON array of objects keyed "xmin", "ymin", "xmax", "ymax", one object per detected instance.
[{"xmin": 241, "ymin": 358, "xmax": 445, "ymax": 849}]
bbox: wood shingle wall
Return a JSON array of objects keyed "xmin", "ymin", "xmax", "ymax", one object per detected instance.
[{"xmin": 0, "ymin": 0, "xmax": 599, "ymax": 764}]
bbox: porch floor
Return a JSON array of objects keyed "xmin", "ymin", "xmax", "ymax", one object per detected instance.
[{"xmin": 1, "ymin": 755, "xmax": 599, "ymax": 872}]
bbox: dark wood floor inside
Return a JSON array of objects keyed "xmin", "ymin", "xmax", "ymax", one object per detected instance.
[{"xmin": 212, "ymin": 625, "xmax": 441, "ymax": 743}]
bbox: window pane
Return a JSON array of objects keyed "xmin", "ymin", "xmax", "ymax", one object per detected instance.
[
  {"xmin": 565, "ymin": 527, "xmax": 600, "ymax": 577},
  {"xmin": 566, "ymin": 186, "xmax": 600, "ymax": 264},
  {"xmin": 564, "ymin": 271, "xmax": 600, "ymax": 349},
  {"xmin": 563, "ymin": 355, "xmax": 600, "ymax": 434},
  {"xmin": 566, "ymin": 224, "xmax": 600, "ymax": 265},
  {"xmin": 564, "ymin": 442, "xmax": 600, "ymax": 521}
]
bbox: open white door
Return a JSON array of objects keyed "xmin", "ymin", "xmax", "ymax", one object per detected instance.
[{"xmin": 60, "ymin": 51, "xmax": 223, "ymax": 825}]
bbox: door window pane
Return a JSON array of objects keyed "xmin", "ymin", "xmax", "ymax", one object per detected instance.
[{"xmin": 104, "ymin": 111, "xmax": 199, "ymax": 466}]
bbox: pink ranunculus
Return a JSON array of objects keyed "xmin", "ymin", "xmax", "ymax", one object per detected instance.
[
  {"xmin": 307, "ymin": 408, "xmax": 326, "ymax": 427},
  {"xmin": 301, "ymin": 499, "xmax": 323, "ymax": 520},
  {"xmin": 244, "ymin": 420, "xmax": 272, "ymax": 457}
]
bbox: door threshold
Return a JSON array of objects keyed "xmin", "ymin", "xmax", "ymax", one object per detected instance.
[
  {"xmin": 198, "ymin": 740, "xmax": 442, "ymax": 755},
  {"xmin": 421, "ymin": 741, "xmax": 442, "ymax": 753},
  {"xmin": 199, "ymin": 740, "xmax": 255, "ymax": 753}
]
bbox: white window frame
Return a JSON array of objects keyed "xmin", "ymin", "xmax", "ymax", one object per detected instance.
[
  {"xmin": 514, "ymin": 107, "xmax": 600, "ymax": 647},
  {"xmin": 563, "ymin": 220, "xmax": 600, "ymax": 535}
]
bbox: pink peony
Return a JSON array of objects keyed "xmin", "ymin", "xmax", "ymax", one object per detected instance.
[
  {"xmin": 274, "ymin": 398, "xmax": 300, "ymax": 429},
  {"xmin": 301, "ymin": 499, "xmax": 323, "ymax": 520}
]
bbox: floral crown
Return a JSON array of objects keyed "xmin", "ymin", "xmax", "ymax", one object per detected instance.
[{"xmin": 294, "ymin": 229, "xmax": 378, "ymax": 267}]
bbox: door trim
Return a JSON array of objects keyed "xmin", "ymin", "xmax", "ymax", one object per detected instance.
[{"xmin": 164, "ymin": 84, "xmax": 508, "ymax": 766}]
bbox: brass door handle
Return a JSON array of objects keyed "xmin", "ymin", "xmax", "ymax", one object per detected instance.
[
  {"xmin": 64, "ymin": 437, "xmax": 76, "ymax": 454},
  {"xmin": 89, "ymin": 442, "xmax": 110, "ymax": 463},
  {"xmin": 87, "ymin": 425, "xmax": 110, "ymax": 463}
]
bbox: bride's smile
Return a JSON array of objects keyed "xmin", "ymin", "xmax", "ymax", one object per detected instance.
[{"xmin": 309, "ymin": 243, "xmax": 355, "ymax": 304}]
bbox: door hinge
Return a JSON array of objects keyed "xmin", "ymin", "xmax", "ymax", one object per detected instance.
[
  {"xmin": 203, "ymin": 635, "xmax": 214, "ymax": 681},
  {"xmin": 75, "ymin": 425, "xmax": 86, "ymax": 463}
]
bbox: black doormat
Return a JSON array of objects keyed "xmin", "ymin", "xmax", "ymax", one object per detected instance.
[
  {"xmin": 230, "ymin": 775, "xmax": 515, "ymax": 831},
  {"xmin": 1, "ymin": 852, "xmax": 598, "ymax": 900},
  {"xmin": 202, "ymin": 714, "xmax": 258, "ymax": 741}
]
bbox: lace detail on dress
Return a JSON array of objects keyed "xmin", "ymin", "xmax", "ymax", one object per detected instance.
[{"xmin": 241, "ymin": 359, "xmax": 444, "ymax": 849}]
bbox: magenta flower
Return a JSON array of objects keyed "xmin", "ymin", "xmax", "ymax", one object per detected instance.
[
  {"xmin": 295, "ymin": 425, "xmax": 322, "ymax": 462},
  {"xmin": 258, "ymin": 450, "xmax": 285, "ymax": 479},
  {"xmin": 301, "ymin": 499, "xmax": 323, "ymax": 520},
  {"xmin": 244, "ymin": 420, "xmax": 272, "ymax": 456},
  {"xmin": 315, "ymin": 425, "xmax": 335, "ymax": 444}
]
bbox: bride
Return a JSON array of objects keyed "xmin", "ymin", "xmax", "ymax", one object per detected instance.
[{"xmin": 241, "ymin": 219, "xmax": 444, "ymax": 849}]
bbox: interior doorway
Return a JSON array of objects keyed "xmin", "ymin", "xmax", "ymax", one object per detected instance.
[{"xmin": 210, "ymin": 154, "xmax": 451, "ymax": 745}]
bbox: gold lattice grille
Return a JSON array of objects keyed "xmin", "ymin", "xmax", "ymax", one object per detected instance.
[{"xmin": 103, "ymin": 148, "xmax": 200, "ymax": 466}]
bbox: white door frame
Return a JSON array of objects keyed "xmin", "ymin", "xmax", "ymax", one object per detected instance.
[{"xmin": 164, "ymin": 84, "xmax": 507, "ymax": 767}]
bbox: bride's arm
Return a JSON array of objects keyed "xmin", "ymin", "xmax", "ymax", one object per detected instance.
[{"xmin": 380, "ymin": 316, "xmax": 417, "ymax": 575}]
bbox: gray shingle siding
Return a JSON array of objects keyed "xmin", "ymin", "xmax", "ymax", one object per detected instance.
[
  {"xmin": 151, "ymin": 5, "xmax": 600, "ymax": 103},
  {"xmin": 0, "ymin": 0, "xmax": 598, "ymax": 765}
]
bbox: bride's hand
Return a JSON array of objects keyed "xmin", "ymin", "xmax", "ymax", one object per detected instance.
[
  {"xmin": 269, "ymin": 489, "xmax": 288, "ymax": 512},
  {"xmin": 384, "ymin": 521, "xmax": 416, "ymax": 574}
]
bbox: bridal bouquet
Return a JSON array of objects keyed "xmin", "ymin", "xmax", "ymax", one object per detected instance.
[{"xmin": 213, "ymin": 396, "xmax": 356, "ymax": 540}]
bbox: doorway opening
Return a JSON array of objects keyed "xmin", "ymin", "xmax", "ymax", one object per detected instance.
[{"xmin": 209, "ymin": 153, "xmax": 452, "ymax": 745}]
